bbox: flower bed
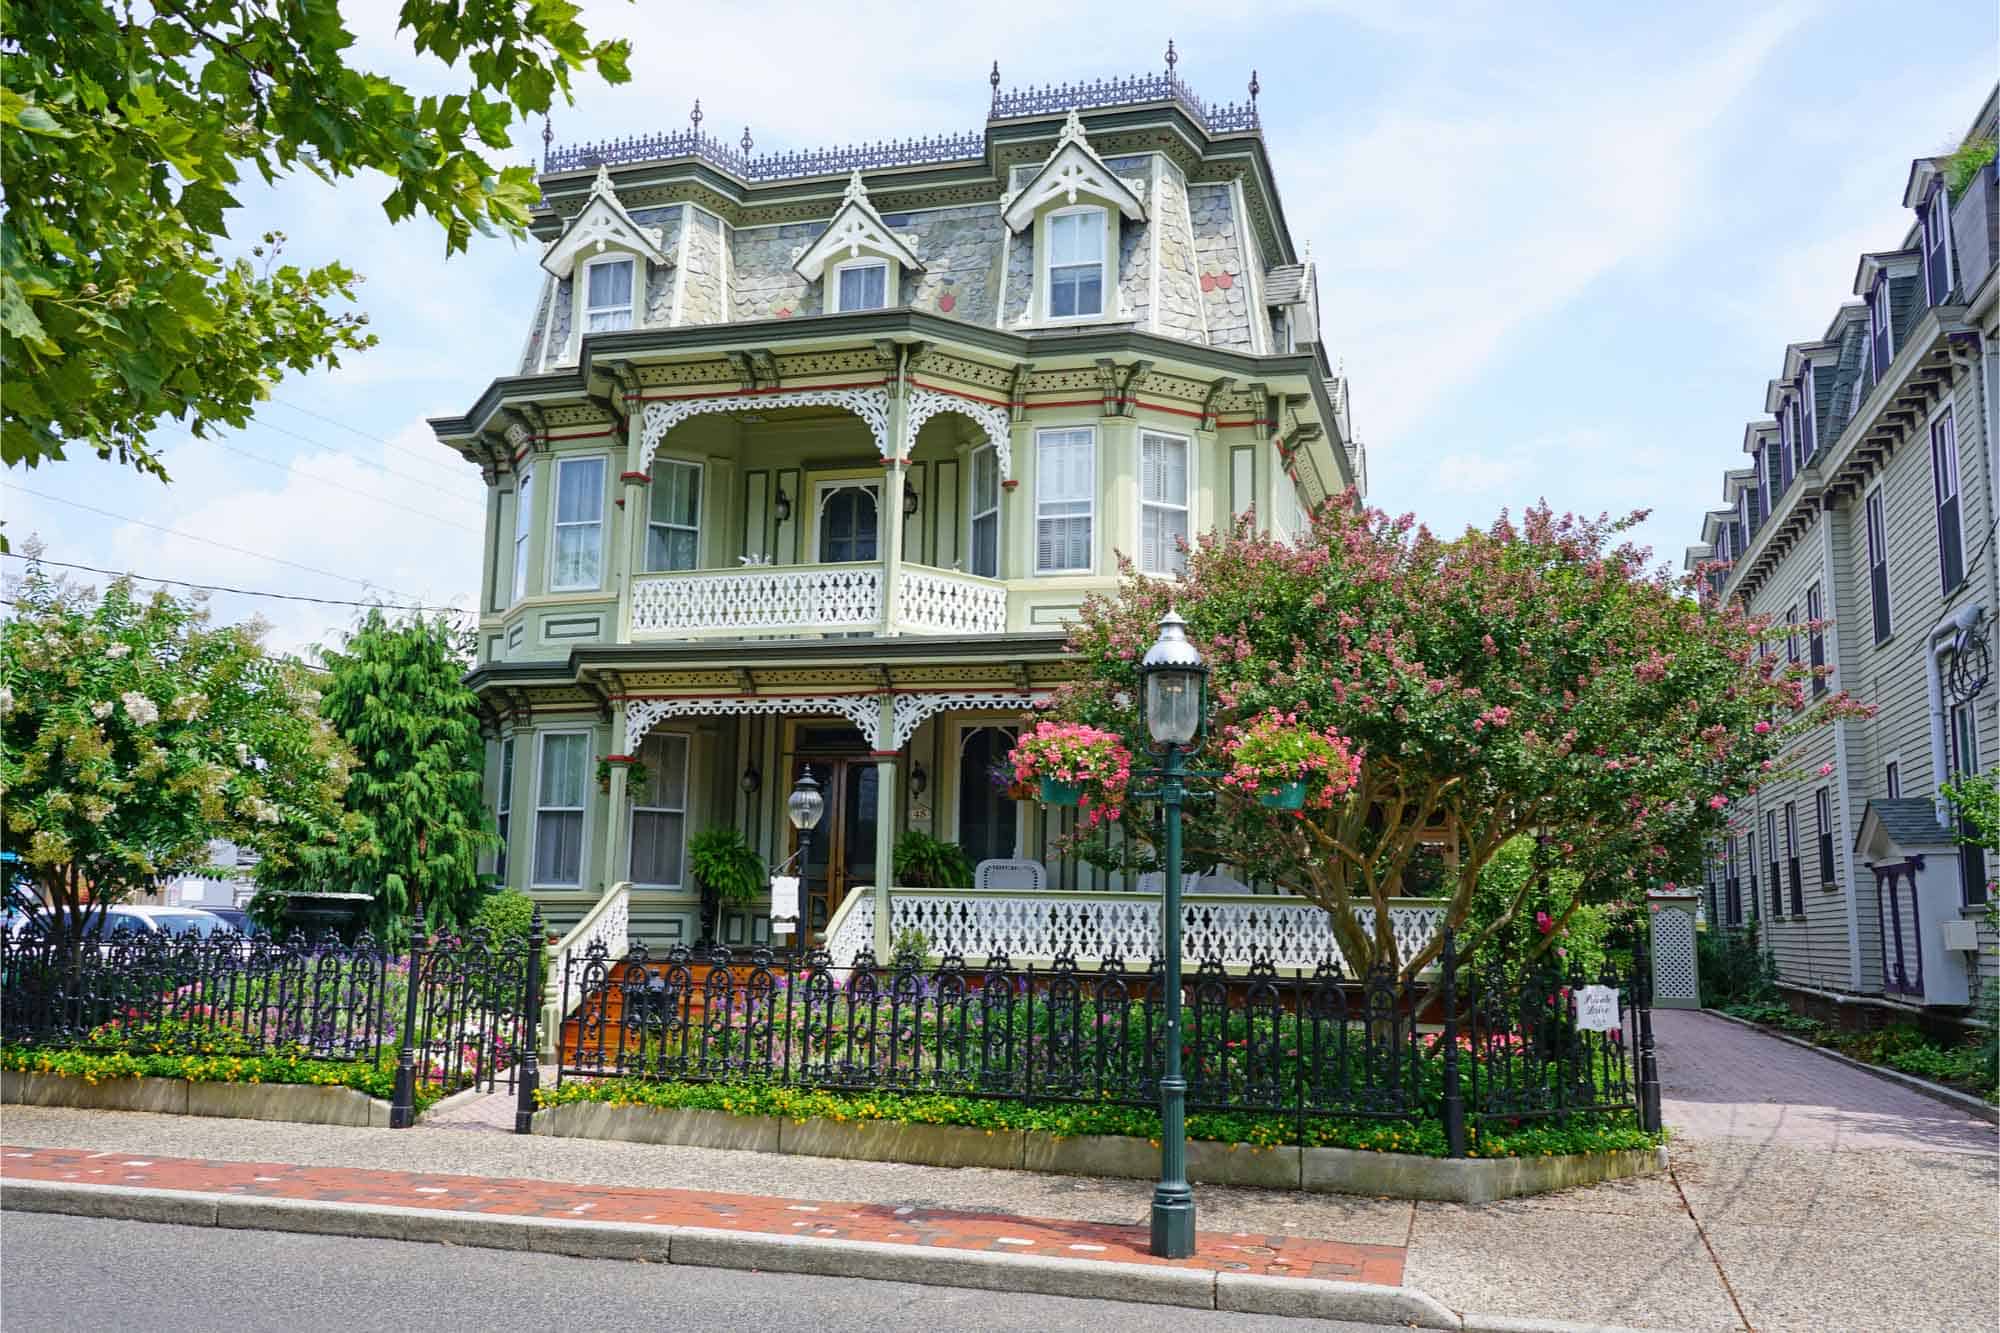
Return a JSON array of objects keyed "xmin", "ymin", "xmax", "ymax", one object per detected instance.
[
  {"xmin": 537, "ymin": 1077, "xmax": 1660, "ymax": 1161},
  {"xmin": 0, "ymin": 1043, "xmax": 456, "ymax": 1114},
  {"xmin": 1720, "ymin": 1002, "xmax": 1998, "ymax": 1104}
]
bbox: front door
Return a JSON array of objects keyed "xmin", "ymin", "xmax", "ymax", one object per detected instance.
[{"xmin": 790, "ymin": 755, "xmax": 880, "ymax": 943}]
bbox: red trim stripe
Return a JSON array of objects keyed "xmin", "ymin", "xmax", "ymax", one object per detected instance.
[{"xmin": 633, "ymin": 379, "xmax": 889, "ymax": 403}]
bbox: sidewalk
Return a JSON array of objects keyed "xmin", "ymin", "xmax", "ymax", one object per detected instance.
[{"xmin": 2, "ymin": 1010, "xmax": 1993, "ymax": 1331}]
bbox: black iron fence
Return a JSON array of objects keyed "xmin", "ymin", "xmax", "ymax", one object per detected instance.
[
  {"xmin": 559, "ymin": 928, "xmax": 1661, "ymax": 1155},
  {"xmin": 0, "ymin": 917, "xmax": 544, "ymax": 1130}
]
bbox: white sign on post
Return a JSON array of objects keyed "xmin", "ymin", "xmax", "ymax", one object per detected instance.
[
  {"xmin": 769, "ymin": 875, "xmax": 800, "ymax": 937},
  {"xmin": 1573, "ymin": 984, "xmax": 1621, "ymax": 1032}
]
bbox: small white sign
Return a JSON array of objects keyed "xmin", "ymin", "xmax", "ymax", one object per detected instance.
[
  {"xmin": 769, "ymin": 875, "xmax": 800, "ymax": 937},
  {"xmin": 1573, "ymin": 984, "xmax": 1620, "ymax": 1032}
]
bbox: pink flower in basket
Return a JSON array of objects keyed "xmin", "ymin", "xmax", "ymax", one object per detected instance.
[
  {"xmin": 1008, "ymin": 722, "xmax": 1133, "ymax": 828},
  {"xmin": 1217, "ymin": 708, "xmax": 1360, "ymax": 810}
]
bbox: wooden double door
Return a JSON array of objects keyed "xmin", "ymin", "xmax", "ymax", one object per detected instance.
[{"xmin": 790, "ymin": 754, "xmax": 880, "ymax": 943}]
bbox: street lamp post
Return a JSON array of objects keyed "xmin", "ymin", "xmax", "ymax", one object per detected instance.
[
  {"xmin": 1138, "ymin": 610, "xmax": 1208, "ymax": 1260},
  {"xmin": 777, "ymin": 772, "xmax": 824, "ymax": 962}
]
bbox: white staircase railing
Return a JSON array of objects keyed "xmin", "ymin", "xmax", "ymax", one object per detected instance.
[{"xmin": 541, "ymin": 881, "xmax": 630, "ymax": 1056}]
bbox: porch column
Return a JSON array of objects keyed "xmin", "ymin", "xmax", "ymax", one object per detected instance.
[
  {"xmin": 602, "ymin": 705, "xmax": 632, "ymax": 898},
  {"xmin": 872, "ymin": 694, "xmax": 897, "ymax": 957},
  {"xmin": 882, "ymin": 376, "xmax": 909, "ymax": 636}
]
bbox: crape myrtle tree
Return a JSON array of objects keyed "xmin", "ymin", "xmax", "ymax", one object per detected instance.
[
  {"xmin": 1, "ymin": 0, "xmax": 631, "ymax": 481},
  {"xmin": 0, "ymin": 559, "xmax": 358, "ymax": 942},
  {"xmin": 251, "ymin": 609, "xmax": 495, "ymax": 940},
  {"xmin": 1036, "ymin": 497, "xmax": 1865, "ymax": 980}
]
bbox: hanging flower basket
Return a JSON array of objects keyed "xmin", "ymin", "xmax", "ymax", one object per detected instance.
[
  {"xmin": 1220, "ymin": 709, "xmax": 1360, "ymax": 812},
  {"xmin": 1039, "ymin": 776, "xmax": 1084, "ymax": 806},
  {"xmin": 1258, "ymin": 779, "xmax": 1307, "ymax": 810}
]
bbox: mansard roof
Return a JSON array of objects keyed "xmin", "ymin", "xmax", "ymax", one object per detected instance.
[
  {"xmin": 791, "ymin": 172, "xmax": 926, "ymax": 281},
  {"xmin": 1000, "ymin": 109, "xmax": 1147, "ymax": 232},
  {"xmin": 541, "ymin": 164, "xmax": 672, "ymax": 279}
]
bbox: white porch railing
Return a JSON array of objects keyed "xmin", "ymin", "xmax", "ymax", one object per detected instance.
[
  {"xmin": 630, "ymin": 563, "xmax": 882, "ymax": 637},
  {"xmin": 896, "ymin": 565, "xmax": 1008, "ymax": 634},
  {"xmin": 822, "ymin": 887, "xmax": 1446, "ymax": 972},
  {"xmin": 541, "ymin": 881, "xmax": 630, "ymax": 1056}
]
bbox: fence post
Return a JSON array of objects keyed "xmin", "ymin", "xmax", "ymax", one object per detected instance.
[
  {"xmin": 515, "ymin": 908, "xmax": 542, "ymax": 1134},
  {"xmin": 1632, "ymin": 929, "xmax": 1662, "ymax": 1133},
  {"xmin": 389, "ymin": 920, "xmax": 424, "ymax": 1129},
  {"xmin": 1440, "ymin": 927, "xmax": 1466, "ymax": 1158}
]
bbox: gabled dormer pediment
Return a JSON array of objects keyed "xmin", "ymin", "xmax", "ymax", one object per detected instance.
[
  {"xmin": 792, "ymin": 172, "xmax": 926, "ymax": 282},
  {"xmin": 1851, "ymin": 249, "xmax": 1919, "ymax": 298},
  {"xmin": 541, "ymin": 164, "xmax": 672, "ymax": 280},
  {"xmin": 1000, "ymin": 110, "xmax": 1148, "ymax": 233}
]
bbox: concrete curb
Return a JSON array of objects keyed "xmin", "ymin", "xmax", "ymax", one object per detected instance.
[
  {"xmin": 1700, "ymin": 1008, "xmax": 1999, "ymax": 1126},
  {"xmin": 3, "ymin": 1071, "xmax": 394, "ymax": 1128},
  {"xmin": 531, "ymin": 1102, "xmax": 1664, "ymax": 1202},
  {"xmin": 2, "ymin": 1177, "xmax": 1457, "ymax": 1324}
]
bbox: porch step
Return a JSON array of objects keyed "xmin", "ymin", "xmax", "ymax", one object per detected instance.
[{"xmin": 558, "ymin": 960, "xmax": 775, "ymax": 1068}]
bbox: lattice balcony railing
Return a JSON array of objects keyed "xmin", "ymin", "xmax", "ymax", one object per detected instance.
[
  {"xmin": 629, "ymin": 564, "xmax": 883, "ymax": 637},
  {"xmin": 895, "ymin": 566, "xmax": 1008, "ymax": 635}
]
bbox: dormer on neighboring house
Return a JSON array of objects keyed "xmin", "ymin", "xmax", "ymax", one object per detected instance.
[
  {"xmin": 1852, "ymin": 250, "xmax": 1922, "ymax": 380},
  {"xmin": 1903, "ymin": 158, "xmax": 1958, "ymax": 307},
  {"xmin": 1000, "ymin": 110, "xmax": 1149, "ymax": 326},
  {"xmin": 1725, "ymin": 467, "xmax": 1759, "ymax": 544},
  {"xmin": 1779, "ymin": 341, "xmax": 1836, "ymax": 471},
  {"xmin": 1742, "ymin": 420, "xmax": 1781, "ymax": 528},
  {"xmin": 792, "ymin": 171, "xmax": 926, "ymax": 313}
]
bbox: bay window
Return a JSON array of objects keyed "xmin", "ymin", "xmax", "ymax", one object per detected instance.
[
  {"xmin": 1046, "ymin": 208, "xmax": 1105, "ymax": 319},
  {"xmin": 1139, "ymin": 430, "xmax": 1191, "ymax": 576},
  {"xmin": 495, "ymin": 737, "xmax": 514, "ymax": 883},
  {"xmin": 511, "ymin": 466, "xmax": 534, "ymax": 603},
  {"xmin": 551, "ymin": 456, "xmax": 606, "ymax": 591},
  {"xmin": 583, "ymin": 257, "xmax": 636, "ymax": 332},
  {"xmin": 532, "ymin": 732, "xmax": 589, "ymax": 887},
  {"xmin": 645, "ymin": 460, "xmax": 702, "ymax": 572},
  {"xmin": 628, "ymin": 732, "xmax": 691, "ymax": 888},
  {"xmin": 1034, "ymin": 427, "xmax": 1094, "ymax": 573}
]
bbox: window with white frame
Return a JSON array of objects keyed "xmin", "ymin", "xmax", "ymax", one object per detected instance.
[
  {"xmin": 1785, "ymin": 602, "xmax": 1799, "ymax": 670},
  {"xmin": 511, "ymin": 466, "xmax": 534, "ymax": 604},
  {"xmin": 1922, "ymin": 185, "xmax": 1954, "ymax": 306},
  {"xmin": 1778, "ymin": 407, "xmax": 1796, "ymax": 490},
  {"xmin": 1815, "ymin": 787, "xmax": 1835, "ymax": 884},
  {"xmin": 1849, "ymin": 365, "xmax": 1866, "ymax": 417},
  {"xmin": 969, "ymin": 444, "xmax": 1000, "ymax": 579},
  {"xmin": 1045, "ymin": 208, "xmax": 1105, "ymax": 319},
  {"xmin": 1765, "ymin": 808, "xmax": 1781, "ymax": 917},
  {"xmin": 1865, "ymin": 486, "xmax": 1891, "ymax": 644},
  {"xmin": 1806, "ymin": 582, "xmax": 1826, "ymax": 697},
  {"xmin": 1869, "ymin": 276, "xmax": 1893, "ymax": 376},
  {"xmin": 550, "ymin": 456, "xmax": 606, "ymax": 591},
  {"xmin": 1799, "ymin": 364, "xmax": 1816, "ymax": 460},
  {"xmin": 495, "ymin": 737, "xmax": 514, "ymax": 883},
  {"xmin": 583, "ymin": 257, "xmax": 636, "ymax": 332},
  {"xmin": 532, "ymin": 732, "xmax": 589, "ymax": 887},
  {"xmin": 1035, "ymin": 427, "xmax": 1095, "ymax": 573},
  {"xmin": 1784, "ymin": 800, "xmax": 1802, "ymax": 914},
  {"xmin": 645, "ymin": 459, "xmax": 702, "ymax": 572},
  {"xmin": 831, "ymin": 260, "xmax": 889, "ymax": 313},
  {"xmin": 1139, "ymin": 430, "xmax": 1191, "ymax": 575},
  {"xmin": 1885, "ymin": 759, "xmax": 1901, "ymax": 800},
  {"xmin": 628, "ymin": 732, "xmax": 691, "ymax": 887},
  {"xmin": 1931, "ymin": 406, "xmax": 1964, "ymax": 592},
  {"xmin": 1950, "ymin": 700, "xmax": 1988, "ymax": 905}
]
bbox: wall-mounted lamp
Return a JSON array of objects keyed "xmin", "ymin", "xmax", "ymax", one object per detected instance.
[
  {"xmin": 774, "ymin": 488, "xmax": 792, "ymax": 523},
  {"xmin": 902, "ymin": 482, "xmax": 920, "ymax": 518},
  {"xmin": 909, "ymin": 762, "xmax": 927, "ymax": 798},
  {"xmin": 740, "ymin": 764, "xmax": 762, "ymax": 795}
]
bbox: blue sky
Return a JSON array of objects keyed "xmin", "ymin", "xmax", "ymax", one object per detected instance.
[{"xmin": 6, "ymin": 0, "xmax": 1997, "ymax": 653}]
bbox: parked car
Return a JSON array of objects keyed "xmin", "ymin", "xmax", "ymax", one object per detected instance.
[
  {"xmin": 83, "ymin": 906, "xmax": 229, "ymax": 938},
  {"xmin": 198, "ymin": 907, "xmax": 264, "ymax": 936}
]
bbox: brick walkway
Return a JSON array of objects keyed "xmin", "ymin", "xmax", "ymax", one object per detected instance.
[{"xmin": 0, "ymin": 1144, "xmax": 1405, "ymax": 1287}]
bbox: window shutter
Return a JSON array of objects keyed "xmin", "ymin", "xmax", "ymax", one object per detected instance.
[{"xmin": 1934, "ymin": 411, "xmax": 1963, "ymax": 591}]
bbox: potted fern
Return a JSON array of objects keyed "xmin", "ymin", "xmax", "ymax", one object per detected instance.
[
  {"xmin": 893, "ymin": 830, "xmax": 973, "ymax": 888},
  {"xmin": 687, "ymin": 826, "xmax": 765, "ymax": 949}
]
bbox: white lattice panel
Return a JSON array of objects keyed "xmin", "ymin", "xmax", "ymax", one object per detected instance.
[
  {"xmin": 904, "ymin": 387, "xmax": 1013, "ymax": 477},
  {"xmin": 631, "ymin": 565, "xmax": 882, "ymax": 636},
  {"xmin": 889, "ymin": 690, "xmax": 1043, "ymax": 749},
  {"xmin": 1650, "ymin": 905, "xmax": 1698, "ymax": 1002},
  {"xmin": 896, "ymin": 568, "xmax": 1009, "ymax": 636},
  {"xmin": 626, "ymin": 695, "xmax": 884, "ymax": 750},
  {"xmin": 824, "ymin": 892, "xmax": 876, "ymax": 969},
  {"xmin": 641, "ymin": 388, "xmax": 891, "ymax": 469}
]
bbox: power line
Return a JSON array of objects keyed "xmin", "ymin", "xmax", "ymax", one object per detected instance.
[
  {"xmin": 2, "ymin": 553, "xmax": 473, "ymax": 616},
  {"xmin": 207, "ymin": 438, "xmax": 482, "ymax": 534},
  {"xmin": 247, "ymin": 415, "xmax": 485, "ymax": 508},
  {"xmin": 9, "ymin": 486, "xmax": 440, "ymax": 602},
  {"xmin": 270, "ymin": 397, "xmax": 476, "ymax": 483}
]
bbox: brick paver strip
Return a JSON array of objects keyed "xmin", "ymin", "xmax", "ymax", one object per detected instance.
[{"xmin": 0, "ymin": 1144, "xmax": 1404, "ymax": 1285}]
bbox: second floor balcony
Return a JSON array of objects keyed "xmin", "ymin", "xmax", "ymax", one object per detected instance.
[{"xmin": 628, "ymin": 560, "xmax": 1008, "ymax": 638}]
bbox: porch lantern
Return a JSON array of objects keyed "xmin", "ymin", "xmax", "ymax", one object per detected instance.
[
  {"xmin": 741, "ymin": 764, "xmax": 762, "ymax": 796},
  {"xmin": 774, "ymin": 488, "xmax": 793, "ymax": 523},
  {"xmin": 1140, "ymin": 610, "xmax": 1208, "ymax": 748},
  {"xmin": 786, "ymin": 771, "xmax": 824, "ymax": 832},
  {"xmin": 1134, "ymin": 608, "xmax": 1208, "ymax": 1260},
  {"xmin": 909, "ymin": 762, "xmax": 927, "ymax": 797},
  {"xmin": 902, "ymin": 479, "xmax": 920, "ymax": 517}
]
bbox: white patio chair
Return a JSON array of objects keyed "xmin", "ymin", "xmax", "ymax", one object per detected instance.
[{"xmin": 974, "ymin": 858, "xmax": 1045, "ymax": 891}]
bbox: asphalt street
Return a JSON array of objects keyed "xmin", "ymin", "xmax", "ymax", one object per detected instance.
[{"xmin": 0, "ymin": 1211, "xmax": 1405, "ymax": 1332}]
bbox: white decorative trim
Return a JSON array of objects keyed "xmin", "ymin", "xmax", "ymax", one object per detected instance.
[
  {"xmin": 905, "ymin": 387, "xmax": 1012, "ymax": 476},
  {"xmin": 1001, "ymin": 116, "xmax": 1147, "ymax": 234},
  {"xmin": 541, "ymin": 165, "xmax": 672, "ymax": 279},
  {"xmin": 631, "ymin": 564, "xmax": 882, "ymax": 636},
  {"xmin": 626, "ymin": 695, "xmax": 883, "ymax": 750},
  {"xmin": 794, "ymin": 171, "xmax": 925, "ymax": 282},
  {"xmin": 641, "ymin": 388, "xmax": 891, "ymax": 472},
  {"xmin": 889, "ymin": 690, "xmax": 1041, "ymax": 749}
]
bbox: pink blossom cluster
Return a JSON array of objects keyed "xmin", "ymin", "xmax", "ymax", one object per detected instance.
[
  {"xmin": 1217, "ymin": 708, "xmax": 1361, "ymax": 812},
  {"xmin": 1007, "ymin": 721, "xmax": 1133, "ymax": 828}
]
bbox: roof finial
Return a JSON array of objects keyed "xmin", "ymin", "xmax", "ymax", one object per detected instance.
[
  {"xmin": 843, "ymin": 169, "xmax": 869, "ymax": 205},
  {"xmin": 542, "ymin": 115, "xmax": 553, "ymax": 152},
  {"xmin": 690, "ymin": 98, "xmax": 703, "ymax": 134},
  {"xmin": 740, "ymin": 125, "xmax": 753, "ymax": 156},
  {"xmin": 1248, "ymin": 69, "xmax": 1260, "ymax": 104},
  {"xmin": 1058, "ymin": 106, "xmax": 1088, "ymax": 148},
  {"xmin": 989, "ymin": 60, "xmax": 1001, "ymax": 101},
  {"xmin": 1164, "ymin": 38, "xmax": 1178, "ymax": 76}
]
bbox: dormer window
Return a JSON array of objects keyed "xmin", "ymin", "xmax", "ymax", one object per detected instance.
[
  {"xmin": 831, "ymin": 259, "xmax": 889, "ymax": 313},
  {"xmin": 1046, "ymin": 208, "xmax": 1106, "ymax": 319},
  {"xmin": 1799, "ymin": 363, "xmax": 1816, "ymax": 460},
  {"xmin": 1869, "ymin": 276, "xmax": 1893, "ymax": 375},
  {"xmin": 584, "ymin": 257, "xmax": 636, "ymax": 332},
  {"xmin": 1921, "ymin": 185, "xmax": 1954, "ymax": 305}
]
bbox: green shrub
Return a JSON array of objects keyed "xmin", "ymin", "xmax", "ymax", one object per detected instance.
[
  {"xmin": 468, "ymin": 888, "xmax": 537, "ymax": 946},
  {"xmin": 688, "ymin": 828, "xmax": 766, "ymax": 903},
  {"xmin": 1946, "ymin": 135, "xmax": 1998, "ymax": 197},
  {"xmin": 1699, "ymin": 923, "xmax": 1776, "ymax": 1008},
  {"xmin": 892, "ymin": 830, "xmax": 973, "ymax": 888},
  {"xmin": 1462, "ymin": 836, "xmax": 1608, "ymax": 981}
]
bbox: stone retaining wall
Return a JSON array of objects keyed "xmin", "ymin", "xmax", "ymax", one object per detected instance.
[
  {"xmin": 2, "ymin": 1072, "xmax": 393, "ymax": 1128},
  {"xmin": 533, "ymin": 1102, "xmax": 1663, "ymax": 1203}
]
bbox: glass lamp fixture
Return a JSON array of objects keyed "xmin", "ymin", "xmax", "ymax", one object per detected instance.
[
  {"xmin": 909, "ymin": 762, "xmax": 927, "ymax": 797},
  {"xmin": 1139, "ymin": 610, "xmax": 1209, "ymax": 748},
  {"xmin": 903, "ymin": 481, "xmax": 920, "ymax": 517},
  {"xmin": 786, "ymin": 771, "xmax": 824, "ymax": 831},
  {"xmin": 774, "ymin": 488, "xmax": 792, "ymax": 523},
  {"xmin": 740, "ymin": 764, "xmax": 761, "ymax": 795}
]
